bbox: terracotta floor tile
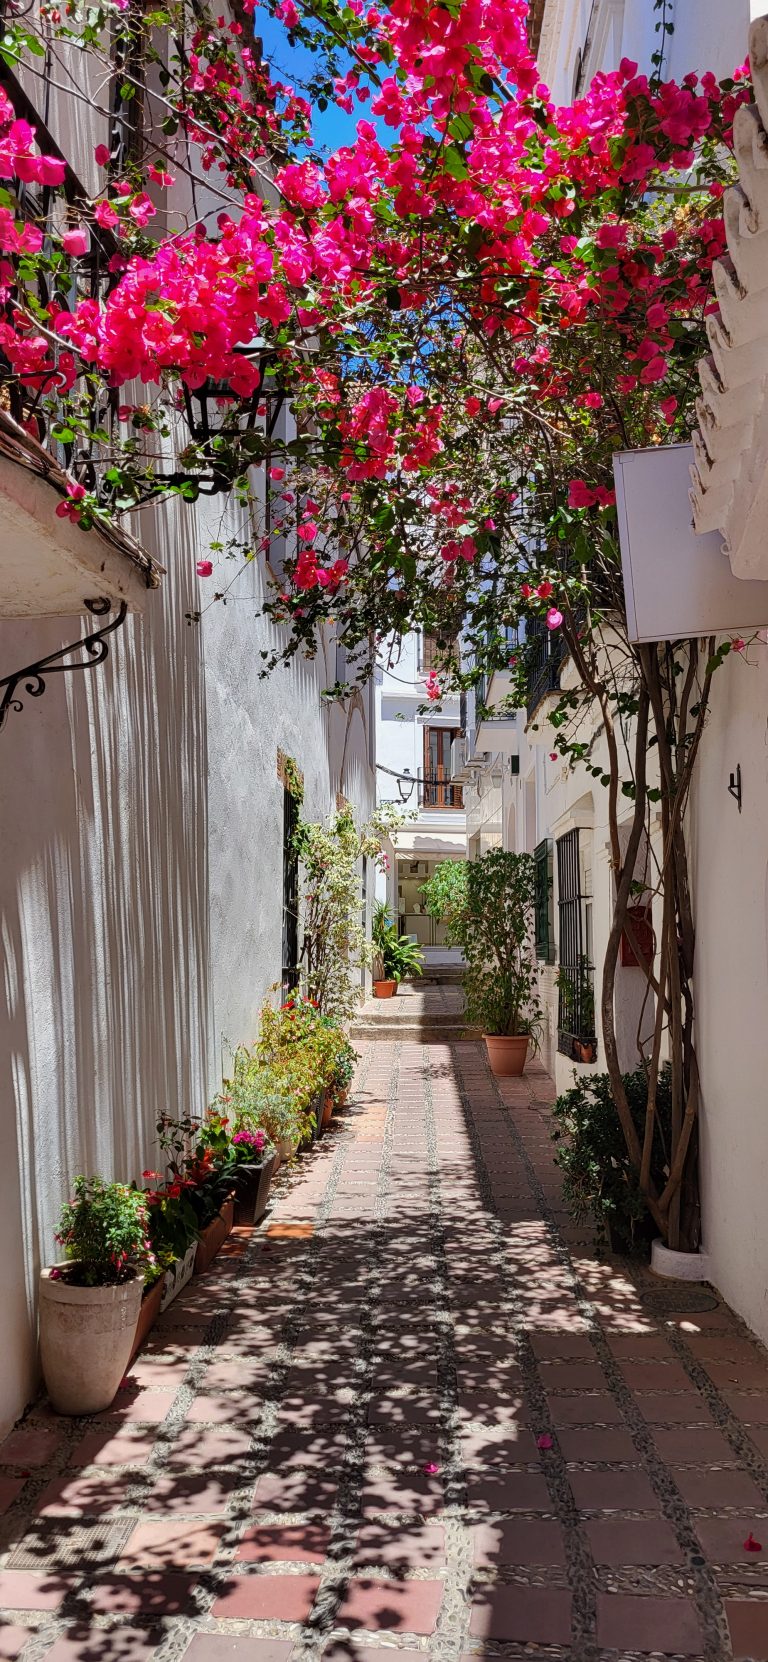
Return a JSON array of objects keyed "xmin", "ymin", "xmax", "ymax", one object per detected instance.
[
  {"xmin": 653, "ymin": 1426, "xmax": 734, "ymax": 1463},
  {"xmin": 695, "ymin": 1513, "xmax": 768, "ymax": 1561},
  {"xmin": 586, "ymin": 1516, "xmax": 683, "ymax": 1564},
  {"xmin": 336, "ymin": 1578, "xmax": 444, "ymax": 1634},
  {"xmin": 569, "ymin": 1468, "xmax": 659, "ymax": 1511},
  {"xmin": 725, "ymin": 1392, "xmax": 768, "ymax": 1426},
  {"xmin": 183, "ymin": 1643, "xmax": 293, "ymax": 1662},
  {"xmin": 726, "ymin": 1598, "xmax": 768, "ymax": 1660},
  {"xmin": 0, "ymin": 1629, "xmax": 34, "ymax": 1661},
  {"xmin": 596, "ymin": 1593, "xmax": 702, "ymax": 1653},
  {"xmin": 465, "ymin": 1471, "xmax": 551, "ymax": 1512},
  {"xmin": 471, "ymin": 1518, "xmax": 566, "ymax": 1567},
  {"xmin": 354, "ymin": 1523, "xmax": 446, "ymax": 1570},
  {"xmin": 36, "ymin": 1471, "xmax": 141, "ymax": 1516},
  {"xmin": 68, "ymin": 1428, "xmax": 158, "ymax": 1467},
  {"xmin": 119, "ymin": 1519, "xmax": 227, "ymax": 1568},
  {"xmin": 0, "ymin": 1570, "xmax": 71, "ymax": 1609},
  {"xmin": 469, "ymin": 1585, "xmax": 572, "ymax": 1644},
  {"xmin": 89, "ymin": 1574, "xmax": 198, "ymax": 1616},
  {"xmin": 673, "ymin": 1466, "xmax": 765, "ymax": 1509},
  {"xmin": 619, "ymin": 1361, "xmax": 694, "ymax": 1392},
  {"xmin": 0, "ymin": 1427, "xmax": 62, "ymax": 1468},
  {"xmin": 558, "ymin": 1427, "xmax": 637, "ymax": 1461},
  {"xmin": 547, "ymin": 1393, "xmax": 623, "ymax": 1426},
  {"xmin": 42, "ymin": 1631, "xmax": 162, "ymax": 1662},
  {"xmin": 0, "ymin": 1476, "xmax": 25, "ymax": 1514},
  {"xmin": 237, "ymin": 1523, "xmax": 330, "ymax": 1563},
  {"xmin": 212, "ymin": 1573, "xmax": 320, "ymax": 1620}
]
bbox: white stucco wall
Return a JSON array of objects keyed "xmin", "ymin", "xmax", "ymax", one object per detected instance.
[
  {"xmin": 689, "ymin": 647, "xmax": 768, "ymax": 1345},
  {"xmin": 539, "ymin": 0, "xmax": 749, "ymax": 106},
  {"xmin": 0, "ymin": 489, "xmax": 374, "ymax": 1435}
]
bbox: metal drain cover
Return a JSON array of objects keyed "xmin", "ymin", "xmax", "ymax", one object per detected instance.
[{"xmin": 6, "ymin": 1518, "xmax": 134, "ymax": 1570}]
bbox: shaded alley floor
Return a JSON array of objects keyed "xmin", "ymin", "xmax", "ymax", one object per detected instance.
[{"xmin": 3, "ymin": 1042, "xmax": 768, "ymax": 1661}]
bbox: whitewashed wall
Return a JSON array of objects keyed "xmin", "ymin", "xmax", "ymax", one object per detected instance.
[
  {"xmin": 538, "ymin": 0, "xmax": 749, "ymax": 106},
  {"xmin": 0, "ymin": 484, "xmax": 374, "ymax": 1434}
]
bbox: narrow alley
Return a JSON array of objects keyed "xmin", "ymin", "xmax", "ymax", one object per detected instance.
[{"xmin": 2, "ymin": 1038, "xmax": 768, "ymax": 1662}]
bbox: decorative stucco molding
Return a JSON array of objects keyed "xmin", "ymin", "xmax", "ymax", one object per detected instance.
[{"xmin": 690, "ymin": 16, "xmax": 768, "ymax": 579}]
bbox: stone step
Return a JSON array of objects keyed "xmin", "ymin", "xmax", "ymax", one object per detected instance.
[{"xmin": 352, "ymin": 1010, "xmax": 478, "ymax": 1037}]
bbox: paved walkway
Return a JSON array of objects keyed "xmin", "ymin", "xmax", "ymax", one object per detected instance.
[{"xmin": 3, "ymin": 1041, "xmax": 768, "ymax": 1660}]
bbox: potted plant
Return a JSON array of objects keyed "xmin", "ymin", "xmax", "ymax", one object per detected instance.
[
  {"xmin": 371, "ymin": 902, "xmax": 424, "ymax": 995},
  {"xmin": 230, "ymin": 1126, "xmax": 278, "ymax": 1223},
  {"xmin": 139, "ymin": 1170, "xmax": 200, "ymax": 1313},
  {"xmin": 40, "ymin": 1177, "xmax": 155, "ymax": 1415},
  {"xmin": 434, "ymin": 851, "xmax": 543, "ymax": 1077}
]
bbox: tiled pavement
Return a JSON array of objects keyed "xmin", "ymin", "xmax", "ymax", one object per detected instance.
[{"xmin": 3, "ymin": 1044, "xmax": 768, "ymax": 1660}]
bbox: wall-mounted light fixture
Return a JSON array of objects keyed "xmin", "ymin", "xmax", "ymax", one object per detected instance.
[{"xmin": 728, "ymin": 763, "xmax": 742, "ymax": 813}]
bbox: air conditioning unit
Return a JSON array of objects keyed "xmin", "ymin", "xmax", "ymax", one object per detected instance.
[{"xmin": 450, "ymin": 735, "xmax": 468, "ymax": 782}]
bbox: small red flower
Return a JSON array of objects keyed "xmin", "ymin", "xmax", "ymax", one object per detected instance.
[{"xmin": 744, "ymin": 1532, "xmax": 762, "ymax": 1553}]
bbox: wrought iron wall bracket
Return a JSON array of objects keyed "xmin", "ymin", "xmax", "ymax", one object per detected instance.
[{"xmin": 0, "ymin": 597, "xmax": 128, "ymax": 733}]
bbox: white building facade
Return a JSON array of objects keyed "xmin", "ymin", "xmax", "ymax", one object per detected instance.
[{"xmin": 375, "ymin": 632, "xmax": 467, "ymax": 947}]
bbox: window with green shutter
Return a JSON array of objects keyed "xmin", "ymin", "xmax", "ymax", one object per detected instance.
[{"xmin": 534, "ymin": 839, "xmax": 555, "ymax": 964}]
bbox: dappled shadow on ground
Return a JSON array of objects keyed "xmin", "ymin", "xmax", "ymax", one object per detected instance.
[{"xmin": 0, "ymin": 1042, "xmax": 763, "ymax": 1660}]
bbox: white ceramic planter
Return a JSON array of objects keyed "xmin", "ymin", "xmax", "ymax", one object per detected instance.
[
  {"xmin": 159, "ymin": 1241, "xmax": 197, "ymax": 1313},
  {"xmin": 39, "ymin": 1267, "xmax": 143, "ymax": 1415},
  {"xmin": 651, "ymin": 1239, "xmax": 712, "ymax": 1281}
]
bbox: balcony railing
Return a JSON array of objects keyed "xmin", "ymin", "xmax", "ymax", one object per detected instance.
[
  {"xmin": 526, "ymin": 618, "xmax": 565, "ymax": 722},
  {"xmin": 417, "ymin": 769, "xmax": 463, "ymax": 809}
]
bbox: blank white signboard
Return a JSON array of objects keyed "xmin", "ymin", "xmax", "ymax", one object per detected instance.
[{"xmin": 613, "ymin": 444, "xmax": 768, "ymax": 642}]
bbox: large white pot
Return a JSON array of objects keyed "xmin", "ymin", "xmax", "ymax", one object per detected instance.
[{"xmin": 39, "ymin": 1267, "xmax": 143, "ymax": 1415}]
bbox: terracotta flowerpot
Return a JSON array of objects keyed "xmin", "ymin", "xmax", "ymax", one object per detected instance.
[
  {"xmin": 194, "ymin": 1197, "xmax": 234, "ymax": 1275},
  {"xmin": 129, "ymin": 1276, "xmax": 164, "ymax": 1362},
  {"xmin": 574, "ymin": 1038, "xmax": 597, "ymax": 1064},
  {"xmin": 373, "ymin": 979, "xmax": 397, "ymax": 998},
  {"xmin": 233, "ymin": 1154, "xmax": 278, "ymax": 1226},
  {"xmin": 321, "ymin": 1091, "xmax": 334, "ymax": 1129},
  {"xmin": 484, "ymin": 1033, "xmax": 530, "ymax": 1077},
  {"xmin": 39, "ymin": 1267, "xmax": 143, "ymax": 1415}
]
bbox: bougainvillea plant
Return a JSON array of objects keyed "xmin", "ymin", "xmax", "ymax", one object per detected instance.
[{"xmin": 0, "ymin": 0, "xmax": 753, "ymax": 1245}]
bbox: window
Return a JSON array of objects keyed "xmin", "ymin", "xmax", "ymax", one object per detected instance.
[
  {"xmin": 556, "ymin": 829, "xmax": 597, "ymax": 1061},
  {"xmin": 421, "ymin": 632, "xmax": 441, "ymax": 670},
  {"xmin": 533, "ymin": 839, "xmax": 555, "ymax": 963},
  {"xmin": 281, "ymin": 787, "xmax": 300, "ymax": 999},
  {"xmin": 422, "ymin": 727, "xmax": 463, "ymax": 808}
]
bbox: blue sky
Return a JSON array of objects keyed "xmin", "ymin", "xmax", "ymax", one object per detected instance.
[{"xmin": 257, "ymin": 8, "xmax": 390, "ymax": 154}]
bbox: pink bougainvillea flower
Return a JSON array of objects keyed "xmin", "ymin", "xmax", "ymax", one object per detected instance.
[
  {"xmin": 196, "ymin": 559, "xmax": 213, "ymax": 577},
  {"xmin": 546, "ymin": 608, "xmax": 564, "ymax": 631},
  {"xmin": 55, "ymin": 482, "xmax": 86, "ymax": 522},
  {"xmin": 520, "ymin": 582, "xmax": 533, "ymax": 599},
  {"xmin": 536, "ymin": 579, "xmax": 553, "ymax": 600},
  {"xmin": 731, "ymin": 637, "xmax": 746, "ymax": 652},
  {"xmin": 744, "ymin": 1532, "xmax": 763, "ymax": 1552},
  {"xmin": 660, "ymin": 396, "xmax": 678, "ymax": 424},
  {"xmin": 269, "ymin": 466, "xmax": 285, "ymax": 481},
  {"xmin": 61, "ymin": 226, "xmax": 89, "ymax": 257},
  {"xmin": 568, "ymin": 480, "xmax": 596, "ymax": 510},
  {"xmin": 423, "ymin": 1461, "xmax": 440, "ymax": 1474},
  {"xmin": 94, "ymin": 143, "xmax": 110, "ymax": 167},
  {"xmin": 425, "ymin": 670, "xmax": 441, "ymax": 702},
  {"xmin": 537, "ymin": 1433, "xmax": 554, "ymax": 1449},
  {"xmin": 148, "ymin": 162, "xmax": 175, "ymax": 187},
  {"xmin": 549, "ymin": 753, "xmax": 558, "ymax": 762}
]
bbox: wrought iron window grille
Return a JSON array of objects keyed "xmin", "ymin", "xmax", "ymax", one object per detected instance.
[{"xmin": 556, "ymin": 828, "xmax": 597, "ymax": 1063}]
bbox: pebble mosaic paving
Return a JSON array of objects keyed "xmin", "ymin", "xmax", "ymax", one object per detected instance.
[{"xmin": 2, "ymin": 1039, "xmax": 768, "ymax": 1660}]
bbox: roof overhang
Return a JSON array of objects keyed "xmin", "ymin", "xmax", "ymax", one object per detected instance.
[{"xmin": 0, "ymin": 410, "xmax": 162, "ymax": 616}]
